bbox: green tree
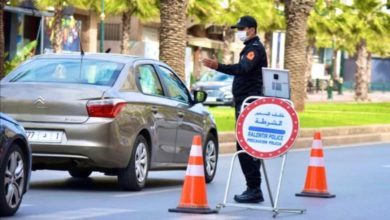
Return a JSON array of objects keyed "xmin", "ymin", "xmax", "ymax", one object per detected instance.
[
  {"xmin": 207, "ymin": 0, "xmax": 284, "ymax": 65},
  {"xmin": 102, "ymin": 0, "xmax": 159, "ymax": 54},
  {"xmin": 187, "ymin": 0, "xmax": 221, "ymax": 24},
  {"xmin": 34, "ymin": 0, "xmax": 86, "ymax": 53},
  {"xmin": 207, "ymin": 0, "xmax": 241, "ymax": 64},
  {"xmin": 239, "ymin": 0, "xmax": 285, "ymax": 67},
  {"xmin": 5, "ymin": 41, "xmax": 37, "ymax": 75},
  {"xmin": 284, "ymin": 0, "xmax": 315, "ymax": 111},
  {"xmin": 1, "ymin": 0, "xmax": 21, "ymax": 78},
  {"xmin": 306, "ymin": 0, "xmax": 355, "ymax": 94},
  {"xmin": 341, "ymin": 0, "xmax": 390, "ymax": 101},
  {"xmin": 159, "ymin": 0, "xmax": 188, "ymax": 81}
]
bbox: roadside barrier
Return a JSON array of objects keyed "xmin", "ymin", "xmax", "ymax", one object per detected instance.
[
  {"xmin": 296, "ymin": 132, "xmax": 336, "ymax": 198},
  {"xmin": 169, "ymin": 135, "xmax": 218, "ymax": 214}
]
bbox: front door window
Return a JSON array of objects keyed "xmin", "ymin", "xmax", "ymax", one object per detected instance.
[{"xmin": 158, "ymin": 66, "xmax": 190, "ymax": 103}]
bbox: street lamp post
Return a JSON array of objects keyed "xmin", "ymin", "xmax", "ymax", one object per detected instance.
[{"xmin": 99, "ymin": 0, "xmax": 105, "ymax": 53}]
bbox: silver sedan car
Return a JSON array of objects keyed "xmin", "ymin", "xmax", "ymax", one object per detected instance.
[
  {"xmin": 192, "ymin": 71, "xmax": 234, "ymax": 106},
  {"xmin": 0, "ymin": 53, "xmax": 219, "ymax": 191}
]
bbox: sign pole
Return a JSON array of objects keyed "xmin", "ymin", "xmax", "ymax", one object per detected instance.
[
  {"xmin": 261, "ymin": 158, "xmax": 275, "ymax": 207},
  {"xmin": 217, "ymin": 152, "xmax": 305, "ymax": 217}
]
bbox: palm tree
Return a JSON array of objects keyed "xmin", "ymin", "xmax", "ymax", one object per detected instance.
[
  {"xmin": 103, "ymin": 0, "xmax": 159, "ymax": 54},
  {"xmin": 35, "ymin": 0, "xmax": 86, "ymax": 53},
  {"xmin": 187, "ymin": 0, "xmax": 220, "ymax": 23},
  {"xmin": 159, "ymin": 0, "xmax": 188, "ymax": 81},
  {"xmin": 0, "ymin": 0, "xmax": 5, "ymax": 78},
  {"xmin": 283, "ymin": 0, "xmax": 315, "ymax": 112},
  {"xmin": 342, "ymin": 0, "xmax": 390, "ymax": 101},
  {"xmin": 305, "ymin": 0, "xmax": 356, "ymax": 96}
]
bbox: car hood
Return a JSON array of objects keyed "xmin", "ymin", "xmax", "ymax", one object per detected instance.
[{"xmin": 0, "ymin": 112, "xmax": 18, "ymax": 125}]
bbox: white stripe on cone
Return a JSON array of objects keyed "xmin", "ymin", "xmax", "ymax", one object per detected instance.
[
  {"xmin": 185, "ymin": 165, "xmax": 204, "ymax": 177},
  {"xmin": 309, "ymin": 157, "xmax": 325, "ymax": 167},
  {"xmin": 312, "ymin": 140, "xmax": 323, "ymax": 149},
  {"xmin": 190, "ymin": 145, "xmax": 203, "ymax": 157}
]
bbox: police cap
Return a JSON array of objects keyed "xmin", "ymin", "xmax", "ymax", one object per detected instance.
[{"xmin": 231, "ymin": 16, "xmax": 257, "ymax": 29}]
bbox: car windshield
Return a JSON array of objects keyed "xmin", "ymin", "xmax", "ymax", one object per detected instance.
[
  {"xmin": 9, "ymin": 58, "xmax": 124, "ymax": 86},
  {"xmin": 200, "ymin": 71, "xmax": 233, "ymax": 82}
]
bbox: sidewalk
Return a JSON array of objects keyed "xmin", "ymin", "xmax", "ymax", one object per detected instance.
[
  {"xmin": 306, "ymin": 90, "xmax": 390, "ymax": 103},
  {"xmin": 218, "ymin": 124, "xmax": 390, "ymax": 154},
  {"xmin": 218, "ymin": 91, "xmax": 390, "ymax": 154}
]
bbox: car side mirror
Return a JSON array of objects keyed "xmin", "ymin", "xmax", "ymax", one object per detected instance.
[{"xmin": 193, "ymin": 90, "xmax": 207, "ymax": 103}]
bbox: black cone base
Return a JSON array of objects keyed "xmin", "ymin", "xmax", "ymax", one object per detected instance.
[
  {"xmin": 169, "ymin": 207, "xmax": 218, "ymax": 214},
  {"xmin": 296, "ymin": 191, "xmax": 336, "ymax": 198}
]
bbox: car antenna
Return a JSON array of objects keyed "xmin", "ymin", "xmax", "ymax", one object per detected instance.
[
  {"xmin": 78, "ymin": 27, "xmax": 84, "ymax": 78},
  {"xmin": 79, "ymin": 33, "xmax": 85, "ymax": 56}
]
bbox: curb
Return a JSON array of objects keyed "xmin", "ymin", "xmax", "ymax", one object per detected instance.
[{"xmin": 218, "ymin": 124, "xmax": 390, "ymax": 154}]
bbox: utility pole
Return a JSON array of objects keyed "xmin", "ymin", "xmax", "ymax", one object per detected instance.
[{"xmin": 99, "ymin": 0, "xmax": 105, "ymax": 52}]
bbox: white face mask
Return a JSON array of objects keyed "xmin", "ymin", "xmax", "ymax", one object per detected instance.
[{"xmin": 236, "ymin": 31, "xmax": 247, "ymax": 42}]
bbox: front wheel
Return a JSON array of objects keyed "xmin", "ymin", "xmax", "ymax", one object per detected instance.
[
  {"xmin": 0, "ymin": 144, "xmax": 27, "ymax": 217},
  {"xmin": 118, "ymin": 135, "xmax": 149, "ymax": 191},
  {"xmin": 203, "ymin": 134, "xmax": 218, "ymax": 183}
]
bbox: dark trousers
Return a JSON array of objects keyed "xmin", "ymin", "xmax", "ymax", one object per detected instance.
[{"xmin": 235, "ymin": 98, "xmax": 262, "ymax": 189}]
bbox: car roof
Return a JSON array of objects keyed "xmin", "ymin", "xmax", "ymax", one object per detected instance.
[{"xmin": 31, "ymin": 52, "xmax": 160, "ymax": 64}]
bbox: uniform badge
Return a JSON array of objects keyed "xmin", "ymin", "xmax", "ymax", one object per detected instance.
[{"xmin": 246, "ymin": 51, "xmax": 255, "ymax": 61}]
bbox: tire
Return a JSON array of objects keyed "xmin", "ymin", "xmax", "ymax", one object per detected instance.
[
  {"xmin": 118, "ymin": 135, "xmax": 149, "ymax": 191},
  {"xmin": 68, "ymin": 169, "xmax": 92, "ymax": 178},
  {"xmin": 0, "ymin": 144, "xmax": 27, "ymax": 217},
  {"xmin": 203, "ymin": 133, "xmax": 218, "ymax": 183}
]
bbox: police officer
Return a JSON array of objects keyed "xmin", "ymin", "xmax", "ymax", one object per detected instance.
[{"xmin": 202, "ymin": 15, "xmax": 267, "ymax": 203}]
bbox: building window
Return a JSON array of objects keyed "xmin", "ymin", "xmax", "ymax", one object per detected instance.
[{"xmin": 98, "ymin": 23, "xmax": 121, "ymax": 41}]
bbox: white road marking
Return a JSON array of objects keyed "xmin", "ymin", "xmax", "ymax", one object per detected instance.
[
  {"xmin": 10, "ymin": 208, "xmax": 134, "ymax": 220},
  {"xmin": 113, "ymin": 188, "xmax": 181, "ymax": 198},
  {"xmin": 20, "ymin": 204, "xmax": 33, "ymax": 207}
]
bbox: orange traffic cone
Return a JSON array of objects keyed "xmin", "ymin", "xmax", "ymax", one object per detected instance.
[
  {"xmin": 169, "ymin": 135, "xmax": 218, "ymax": 214},
  {"xmin": 296, "ymin": 132, "xmax": 335, "ymax": 198}
]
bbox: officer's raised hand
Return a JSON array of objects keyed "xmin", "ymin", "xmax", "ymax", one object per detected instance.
[{"xmin": 202, "ymin": 56, "xmax": 218, "ymax": 70}]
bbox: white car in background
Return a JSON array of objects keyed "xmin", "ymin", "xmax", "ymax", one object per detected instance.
[{"xmin": 192, "ymin": 71, "xmax": 234, "ymax": 106}]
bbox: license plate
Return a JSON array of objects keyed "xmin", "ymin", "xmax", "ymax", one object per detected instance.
[{"xmin": 26, "ymin": 130, "xmax": 64, "ymax": 143}]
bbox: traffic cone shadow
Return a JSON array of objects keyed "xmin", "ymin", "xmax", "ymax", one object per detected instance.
[
  {"xmin": 168, "ymin": 135, "xmax": 218, "ymax": 214},
  {"xmin": 296, "ymin": 132, "xmax": 335, "ymax": 198}
]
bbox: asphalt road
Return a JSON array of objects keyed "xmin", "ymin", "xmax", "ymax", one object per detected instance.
[{"xmin": 4, "ymin": 142, "xmax": 390, "ymax": 220}]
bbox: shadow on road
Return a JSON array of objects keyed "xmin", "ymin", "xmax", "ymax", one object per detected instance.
[{"xmin": 30, "ymin": 177, "xmax": 183, "ymax": 192}]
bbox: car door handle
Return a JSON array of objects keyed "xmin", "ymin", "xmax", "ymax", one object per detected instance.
[
  {"xmin": 151, "ymin": 106, "xmax": 158, "ymax": 114},
  {"xmin": 177, "ymin": 112, "xmax": 184, "ymax": 118}
]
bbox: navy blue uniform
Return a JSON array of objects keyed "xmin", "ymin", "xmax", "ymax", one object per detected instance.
[{"xmin": 217, "ymin": 36, "xmax": 267, "ymax": 189}]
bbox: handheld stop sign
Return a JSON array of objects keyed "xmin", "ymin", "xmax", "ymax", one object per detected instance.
[
  {"xmin": 218, "ymin": 69, "xmax": 306, "ymax": 216},
  {"xmin": 236, "ymin": 97, "xmax": 299, "ymax": 159}
]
